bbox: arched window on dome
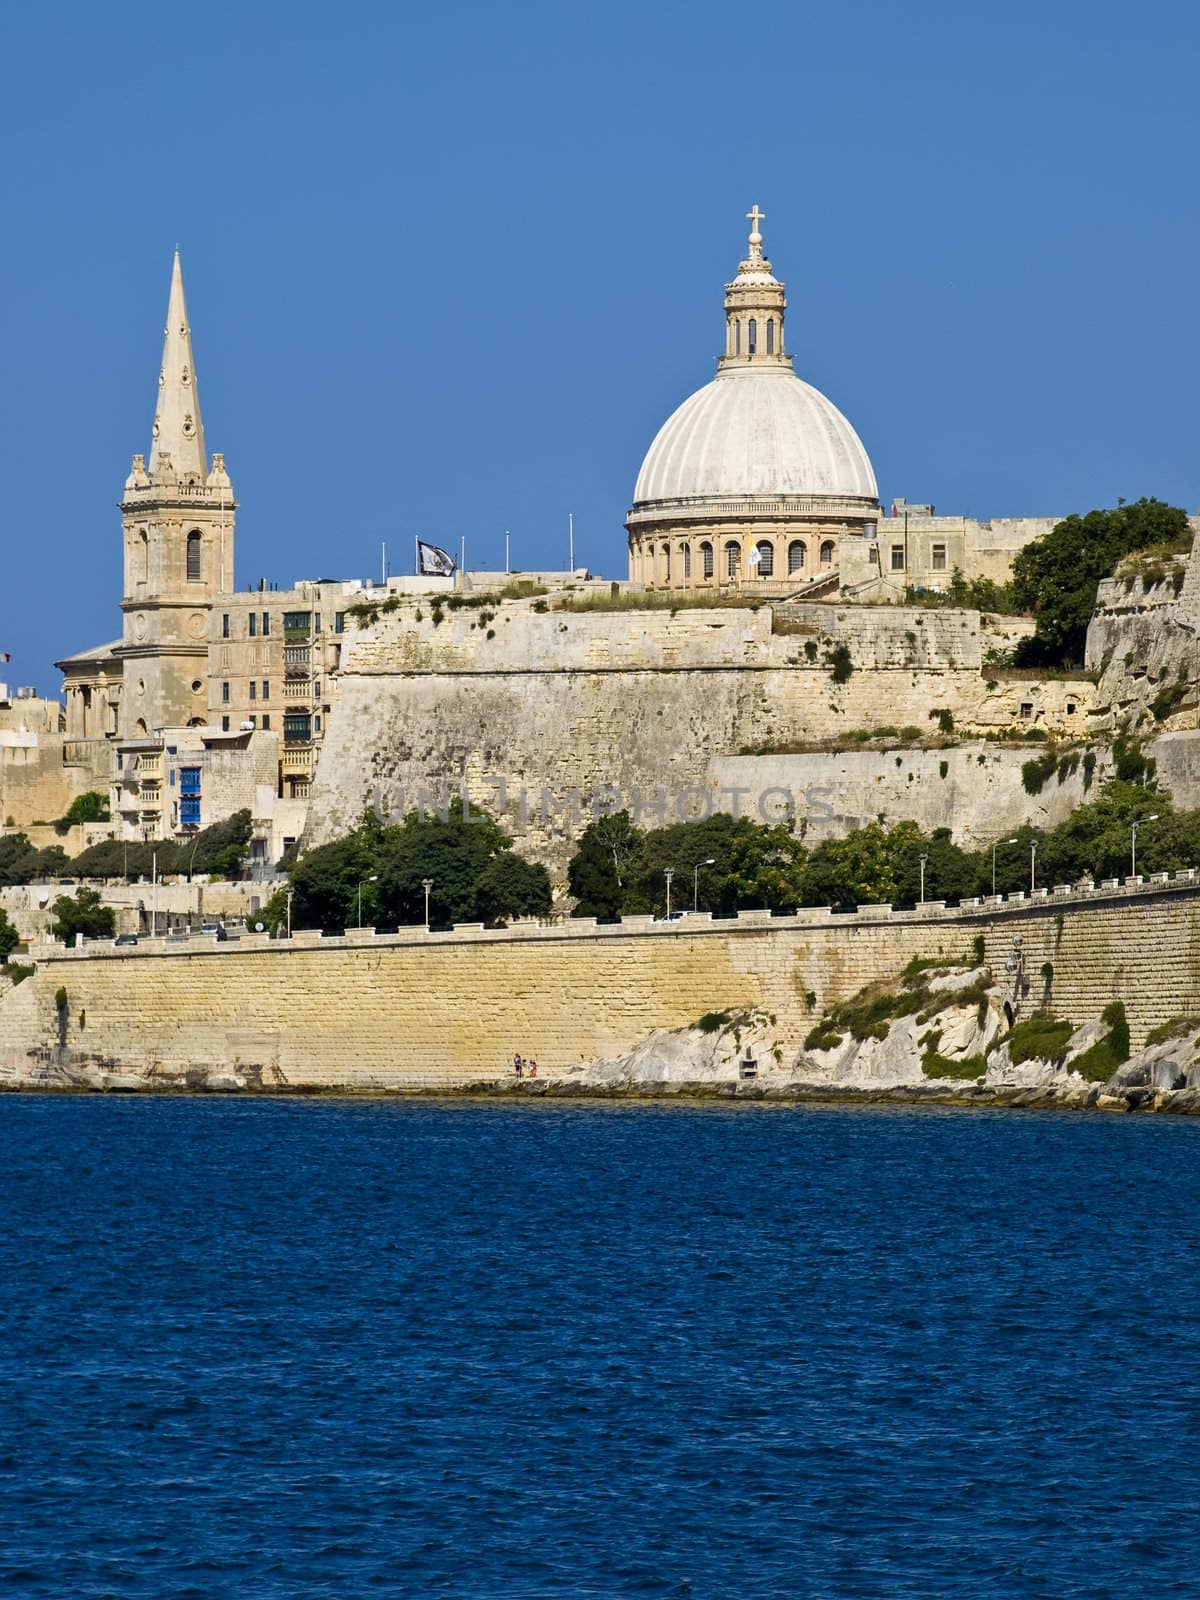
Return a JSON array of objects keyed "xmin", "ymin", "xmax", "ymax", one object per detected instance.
[
  {"xmin": 682, "ymin": 543, "xmax": 691, "ymax": 581},
  {"xmin": 725, "ymin": 541, "xmax": 741, "ymax": 579},
  {"xmin": 662, "ymin": 542, "xmax": 671, "ymax": 583},
  {"xmin": 820, "ymin": 539, "xmax": 836, "ymax": 566},
  {"xmin": 766, "ymin": 319, "xmax": 775, "ymax": 354},
  {"xmin": 748, "ymin": 318, "xmax": 757, "ymax": 355},
  {"xmin": 186, "ymin": 529, "xmax": 202, "ymax": 582},
  {"xmin": 755, "ymin": 540, "xmax": 774, "ymax": 577},
  {"xmin": 788, "ymin": 539, "xmax": 807, "ymax": 574},
  {"xmin": 701, "ymin": 541, "xmax": 714, "ymax": 579}
]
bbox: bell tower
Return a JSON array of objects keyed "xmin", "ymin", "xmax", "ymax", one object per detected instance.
[{"xmin": 117, "ymin": 251, "xmax": 236, "ymax": 737}]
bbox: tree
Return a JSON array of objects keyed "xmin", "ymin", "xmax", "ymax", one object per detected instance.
[
  {"xmin": 801, "ymin": 822, "xmax": 921, "ymax": 910},
  {"xmin": 473, "ymin": 852, "xmax": 552, "ymax": 925},
  {"xmin": 567, "ymin": 811, "xmax": 643, "ymax": 919},
  {"xmin": 1011, "ymin": 499, "xmax": 1191, "ymax": 667},
  {"xmin": 54, "ymin": 791, "xmax": 111, "ymax": 835},
  {"xmin": 50, "ymin": 887, "xmax": 115, "ymax": 944},
  {"xmin": 0, "ymin": 908, "xmax": 20, "ymax": 965}
]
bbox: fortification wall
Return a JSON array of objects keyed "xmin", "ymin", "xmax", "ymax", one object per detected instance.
[
  {"xmin": 0, "ymin": 735, "xmax": 110, "ymax": 830},
  {"xmin": 4, "ymin": 879, "xmax": 1199, "ymax": 1089},
  {"xmin": 709, "ymin": 743, "xmax": 1110, "ymax": 844},
  {"xmin": 309, "ymin": 604, "xmax": 1091, "ymax": 872}
]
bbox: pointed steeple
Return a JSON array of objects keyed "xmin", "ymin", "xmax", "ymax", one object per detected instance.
[{"xmin": 149, "ymin": 250, "xmax": 207, "ymax": 480}]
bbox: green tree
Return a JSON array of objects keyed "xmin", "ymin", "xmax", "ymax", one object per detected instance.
[
  {"xmin": 473, "ymin": 852, "xmax": 552, "ymax": 925},
  {"xmin": 0, "ymin": 908, "xmax": 20, "ymax": 965},
  {"xmin": 801, "ymin": 822, "xmax": 924, "ymax": 909},
  {"xmin": 567, "ymin": 811, "xmax": 643, "ymax": 919},
  {"xmin": 54, "ymin": 791, "xmax": 111, "ymax": 835},
  {"xmin": 50, "ymin": 887, "xmax": 115, "ymax": 944},
  {"xmin": 1011, "ymin": 499, "xmax": 1191, "ymax": 667}
]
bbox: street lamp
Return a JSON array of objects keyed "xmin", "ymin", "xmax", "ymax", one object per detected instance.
[
  {"xmin": 285, "ymin": 887, "xmax": 294, "ymax": 939},
  {"xmin": 357, "ymin": 873, "xmax": 378, "ymax": 928},
  {"xmin": 992, "ymin": 837, "xmax": 1018, "ymax": 896},
  {"xmin": 693, "ymin": 857, "xmax": 715, "ymax": 912},
  {"xmin": 918, "ymin": 852, "xmax": 928, "ymax": 905},
  {"xmin": 1131, "ymin": 815, "xmax": 1159, "ymax": 878},
  {"xmin": 1030, "ymin": 841, "xmax": 1038, "ymax": 893},
  {"xmin": 422, "ymin": 878, "xmax": 434, "ymax": 928},
  {"xmin": 664, "ymin": 867, "xmax": 675, "ymax": 920}
]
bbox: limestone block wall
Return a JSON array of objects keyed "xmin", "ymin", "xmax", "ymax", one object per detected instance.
[
  {"xmin": 0, "ymin": 734, "xmax": 112, "ymax": 830},
  {"xmin": 7, "ymin": 880, "xmax": 1200, "ymax": 1088},
  {"xmin": 708, "ymin": 742, "xmax": 1111, "ymax": 845}
]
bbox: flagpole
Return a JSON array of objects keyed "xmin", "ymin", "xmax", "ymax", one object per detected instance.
[
  {"xmin": 568, "ymin": 512, "xmax": 574, "ymax": 572},
  {"xmin": 505, "ymin": 531, "xmax": 510, "ymax": 574},
  {"xmin": 381, "ymin": 540, "xmax": 387, "ymax": 587},
  {"xmin": 414, "ymin": 535, "xmax": 419, "ymax": 578},
  {"xmin": 460, "ymin": 535, "xmax": 465, "ymax": 574}
]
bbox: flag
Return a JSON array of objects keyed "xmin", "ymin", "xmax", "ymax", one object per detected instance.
[
  {"xmin": 417, "ymin": 540, "xmax": 456, "ymax": 577},
  {"xmin": 0, "ymin": 651, "xmax": 9, "ymax": 663}
]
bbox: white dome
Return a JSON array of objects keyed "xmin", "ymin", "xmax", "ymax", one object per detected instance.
[{"xmin": 632, "ymin": 366, "xmax": 877, "ymax": 508}]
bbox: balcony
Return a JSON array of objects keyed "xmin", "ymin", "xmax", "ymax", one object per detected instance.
[
  {"xmin": 284, "ymin": 645, "xmax": 311, "ymax": 675},
  {"xmin": 281, "ymin": 745, "xmax": 314, "ymax": 774},
  {"xmin": 283, "ymin": 680, "xmax": 311, "ymax": 699}
]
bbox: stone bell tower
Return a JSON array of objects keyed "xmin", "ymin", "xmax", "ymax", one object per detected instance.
[{"xmin": 117, "ymin": 251, "xmax": 236, "ymax": 737}]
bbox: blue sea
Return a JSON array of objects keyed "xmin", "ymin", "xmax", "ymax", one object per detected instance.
[{"xmin": 2, "ymin": 1098, "xmax": 1199, "ymax": 1598}]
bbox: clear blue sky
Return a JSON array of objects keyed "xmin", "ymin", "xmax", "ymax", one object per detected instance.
[{"xmin": 2, "ymin": 0, "xmax": 1197, "ymax": 691}]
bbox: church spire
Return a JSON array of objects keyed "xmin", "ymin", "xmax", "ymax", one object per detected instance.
[
  {"xmin": 149, "ymin": 250, "xmax": 207, "ymax": 479},
  {"xmin": 719, "ymin": 204, "xmax": 790, "ymax": 371}
]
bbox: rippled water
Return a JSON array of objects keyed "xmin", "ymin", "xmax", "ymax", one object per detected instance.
[{"xmin": 2, "ymin": 1098, "xmax": 1199, "ymax": 1597}]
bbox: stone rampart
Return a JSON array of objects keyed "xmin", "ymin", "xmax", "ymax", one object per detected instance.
[{"xmin": 5, "ymin": 877, "xmax": 1199, "ymax": 1090}]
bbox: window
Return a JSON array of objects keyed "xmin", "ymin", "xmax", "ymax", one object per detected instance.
[
  {"xmin": 180, "ymin": 796, "xmax": 201, "ymax": 827},
  {"xmin": 890, "ymin": 545, "xmax": 905, "ymax": 571},
  {"xmin": 682, "ymin": 544, "xmax": 691, "ymax": 580},
  {"xmin": 179, "ymin": 767, "xmax": 201, "ymax": 796},
  {"xmin": 755, "ymin": 540, "xmax": 774, "ymax": 576},
  {"xmin": 249, "ymin": 613, "xmax": 257, "ymax": 637},
  {"xmin": 248, "ymin": 715, "xmax": 256, "ymax": 728},
  {"xmin": 137, "ymin": 529, "xmax": 149, "ymax": 586},
  {"xmin": 932, "ymin": 543, "xmax": 947, "ymax": 572},
  {"xmin": 701, "ymin": 541, "xmax": 714, "ymax": 578},
  {"xmin": 249, "ymin": 681, "xmax": 256, "ymax": 701},
  {"xmin": 284, "ymin": 713, "xmax": 311, "ymax": 742},
  {"xmin": 788, "ymin": 539, "xmax": 807, "ymax": 574},
  {"xmin": 186, "ymin": 530, "xmax": 202, "ymax": 582},
  {"xmin": 735, "ymin": 322, "xmax": 741, "ymax": 356},
  {"xmin": 662, "ymin": 543, "xmax": 671, "ymax": 582},
  {"xmin": 766, "ymin": 318, "xmax": 775, "ymax": 354},
  {"xmin": 315, "ymin": 714, "xmax": 322, "ymax": 731},
  {"xmin": 1066, "ymin": 702, "xmax": 1077, "ymax": 716},
  {"xmin": 221, "ymin": 715, "xmax": 230, "ymax": 732},
  {"xmin": 315, "ymin": 614, "xmax": 321, "ymax": 632},
  {"xmin": 262, "ymin": 681, "xmax": 270, "ymax": 700},
  {"xmin": 222, "ymin": 613, "xmax": 229, "ymax": 639},
  {"xmin": 221, "ymin": 682, "xmax": 230, "ymax": 703},
  {"xmin": 748, "ymin": 318, "xmax": 757, "ymax": 355},
  {"xmin": 335, "ymin": 612, "xmax": 346, "ymax": 634},
  {"xmin": 262, "ymin": 613, "xmax": 270, "ymax": 636},
  {"xmin": 821, "ymin": 540, "xmax": 836, "ymax": 567},
  {"xmin": 725, "ymin": 541, "xmax": 740, "ymax": 578},
  {"xmin": 261, "ymin": 714, "xmax": 271, "ymax": 730},
  {"xmin": 1020, "ymin": 702, "xmax": 1034, "ymax": 719}
]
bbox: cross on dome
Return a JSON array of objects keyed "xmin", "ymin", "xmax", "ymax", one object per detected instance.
[{"xmin": 746, "ymin": 203, "xmax": 765, "ymax": 240}]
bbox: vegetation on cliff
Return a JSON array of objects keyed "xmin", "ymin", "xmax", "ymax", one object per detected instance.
[
  {"xmin": 49, "ymin": 887, "xmax": 116, "ymax": 944},
  {"xmin": 1010, "ymin": 498, "xmax": 1192, "ymax": 668}
]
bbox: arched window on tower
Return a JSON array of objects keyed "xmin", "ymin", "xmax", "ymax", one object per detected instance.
[
  {"xmin": 136, "ymin": 528, "xmax": 149, "ymax": 587},
  {"xmin": 701, "ymin": 541, "xmax": 714, "ymax": 579},
  {"xmin": 788, "ymin": 539, "xmax": 807, "ymax": 574},
  {"xmin": 748, "ymin": 319, "xmax": 757, "ymax": 355},
  {"xmin": 682, "ymin": 543, "xmax": 691, "ymax": 581},
  {"xmin": 820, "ymin": 539, "xmax": 836, "ymax": 566},
  {"xmin": 725, "ymin": 541, "xmax": 741, "ymax": 579},
  {"xmin": 766, "ymin": 319, "xmax": 775, "ymax": 354},
  {"xmin": 735, "ymin": 322, "xmax": 741, "ymax": 356},
  {"xmin": 755, "ymin": 540, "xmax": 774, "ymax": 577},
  {"xmin": 186, "ymin": 530, "xmax": 202, "ymax": 582}
]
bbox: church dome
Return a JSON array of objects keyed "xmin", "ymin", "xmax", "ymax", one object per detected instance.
[{"xmin": 633, "ymin": 365, "xmax": 877, "ymax": 507}]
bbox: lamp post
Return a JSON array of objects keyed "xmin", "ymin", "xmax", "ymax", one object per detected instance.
[
  {"xmin": 357, "ymin": 873, "xmax": 378, "ymax": 928},
  {"xmin": 918, "ymin": 852, "xmax": 928, "ymax": 905},
  {"xmin": 1131, "ymin": 815, "xmax": 1158, "ymax": 878},
  {"xmin": 992, "ymin": 836, "xmax": 1018, "ymax": 896},
  {"xmin": 693, "ymin": 857, "xmax": 715, "ymax": 913},
  {"xmin": 1030, "ymin": 841, "xmax": 1038, "ymax": 894},
  {"xmin": 152, "ymin": 849, "xmax": 158, "ymax": 937},
  {"xmin": 422, "ymin": 878, "xmax": 434, "ymax": 928},
  {"xmin": 664, "ymin": 867, "xmax": 674, "ymax": 920},
  {"xmin": 286, "ymin": 887, "xmax": 293, "ymax": 940}
]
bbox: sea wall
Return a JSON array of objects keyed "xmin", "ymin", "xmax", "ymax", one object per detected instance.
[{"xmin": 4, "ymin": 878, "xmax": 1200, "ymax": 1091}]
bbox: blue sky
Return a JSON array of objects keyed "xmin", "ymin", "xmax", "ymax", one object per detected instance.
[{"xmin": 1, "ymin": 0, "xmax": 1197, "ymax": 690}]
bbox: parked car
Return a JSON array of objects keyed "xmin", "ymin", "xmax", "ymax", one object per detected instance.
[{"xmin": 113, "ymin": 933, "xmax": 138, "ymax": 947}]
